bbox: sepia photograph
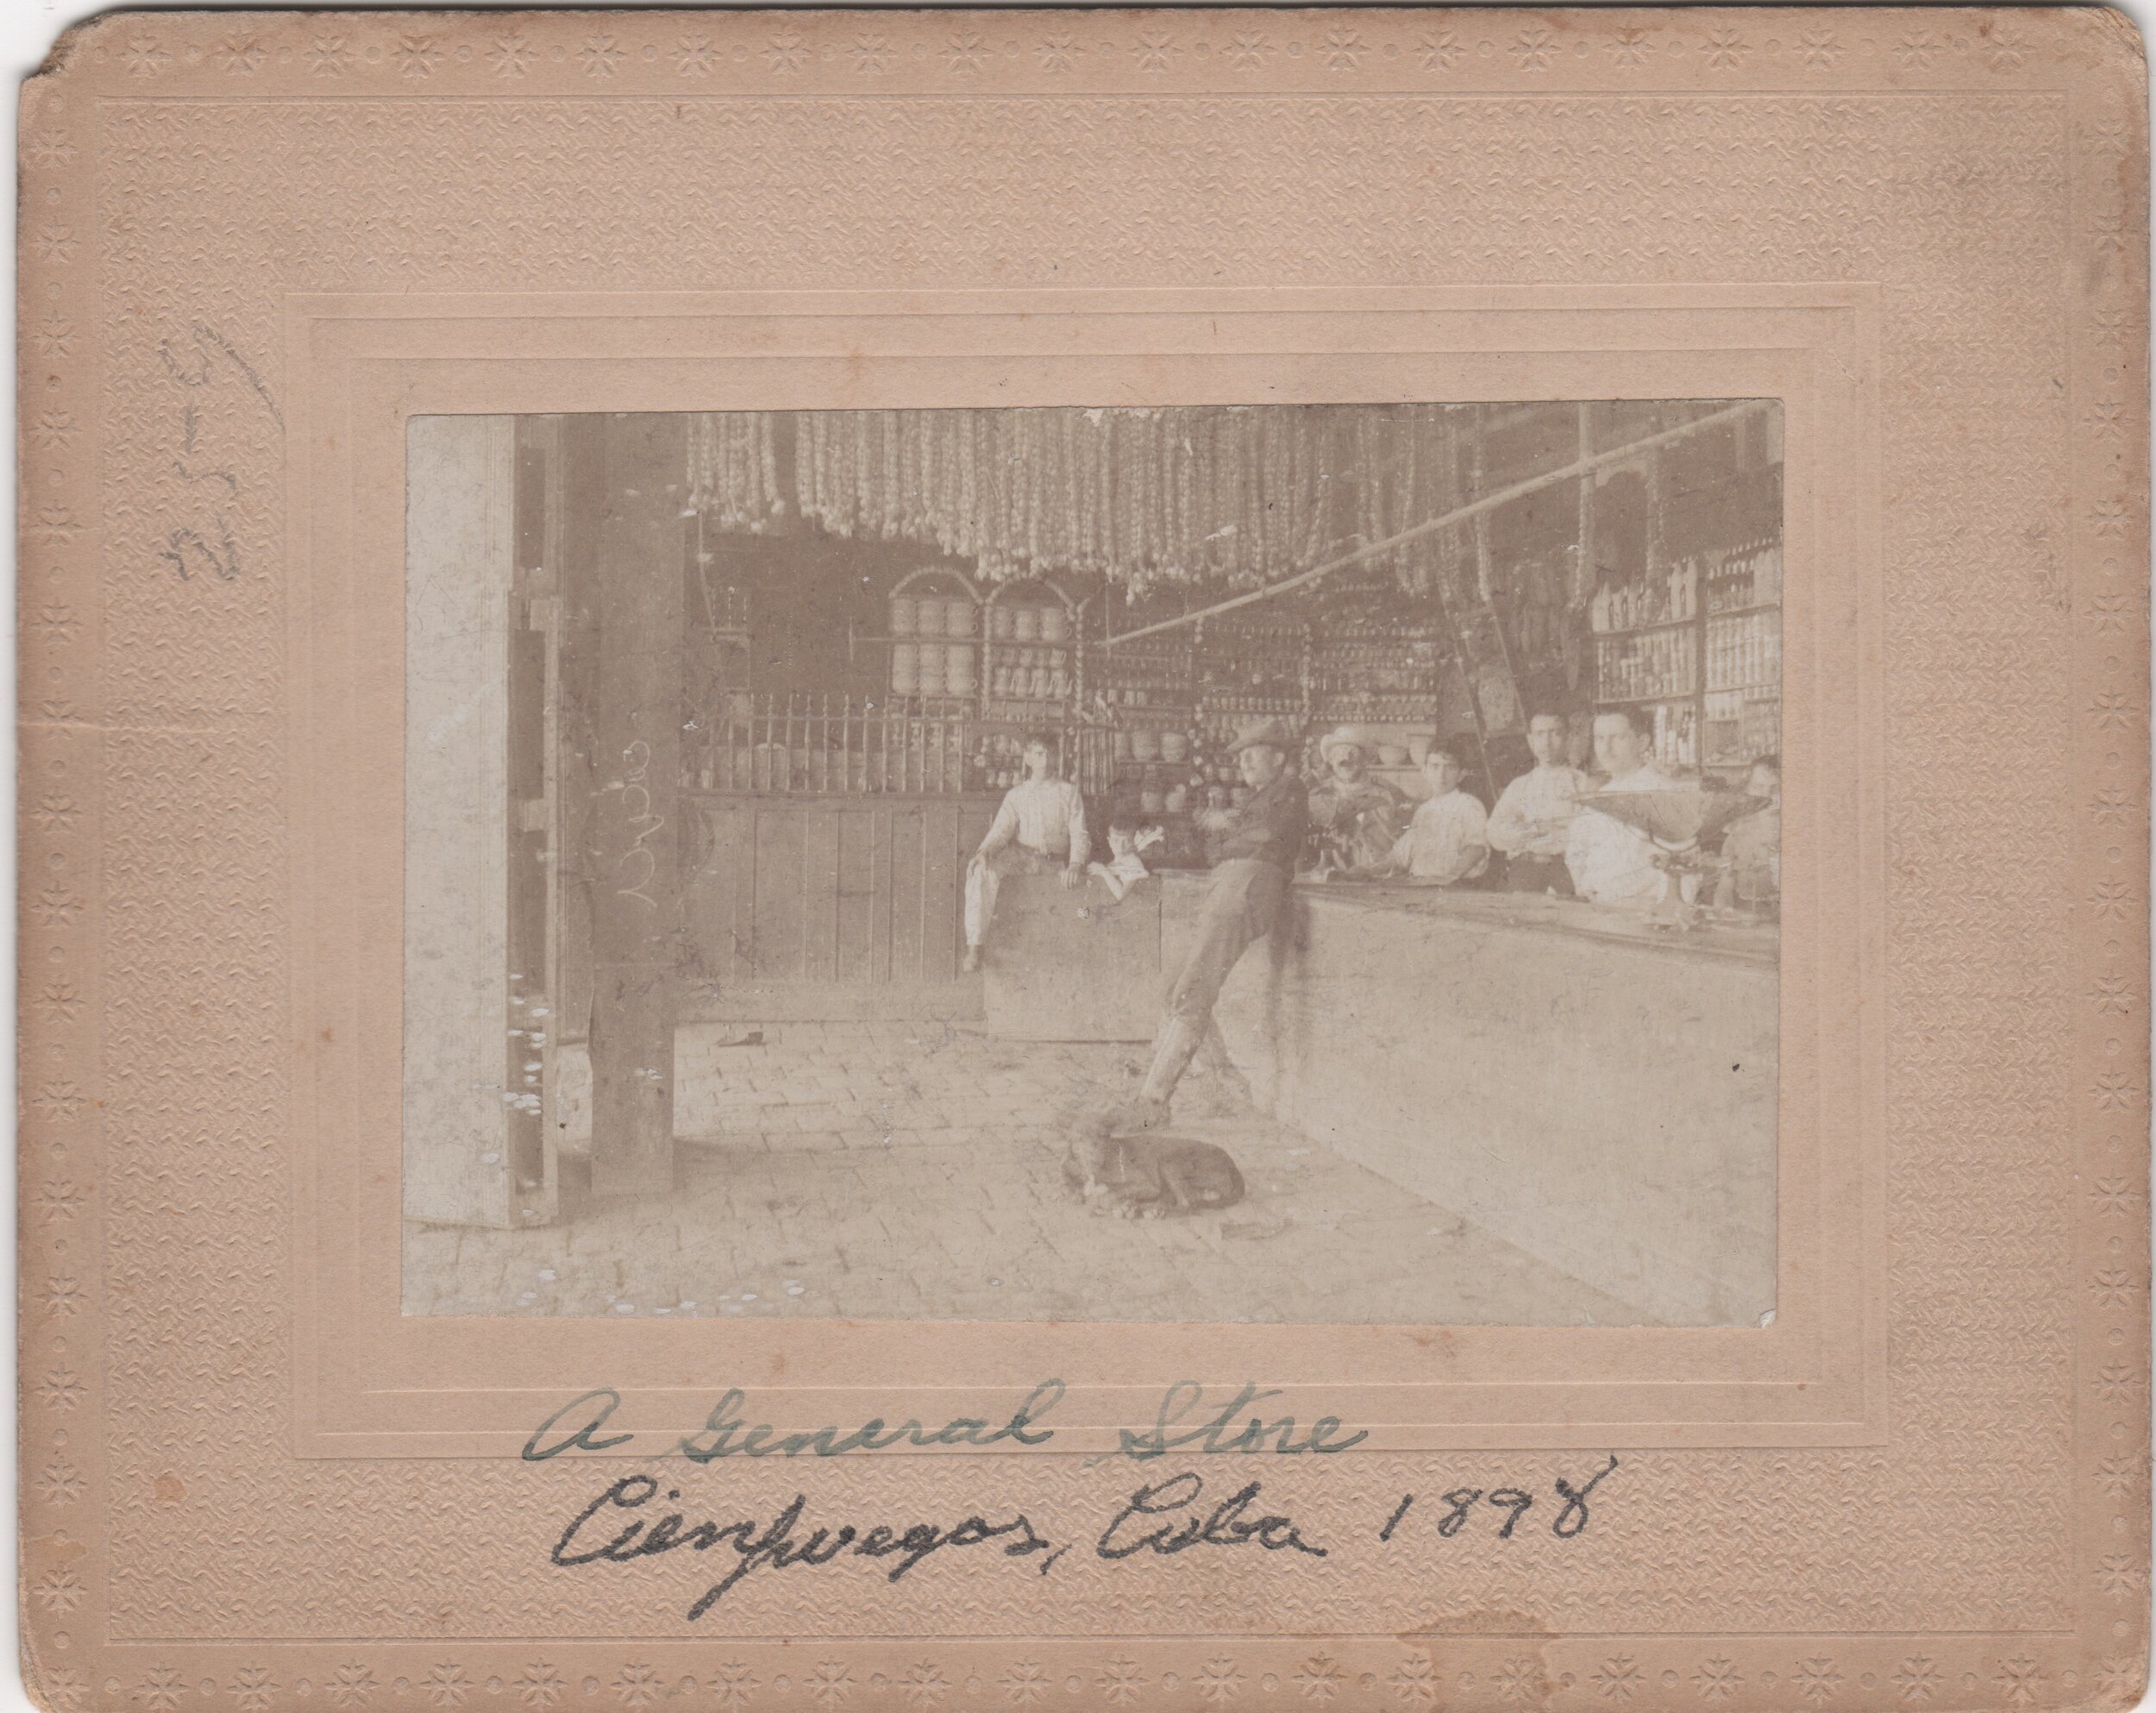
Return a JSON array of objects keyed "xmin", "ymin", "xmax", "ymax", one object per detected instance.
[{"xmin": 403, "ymin": 400, "xmax": 1783, "ymax": 1328}]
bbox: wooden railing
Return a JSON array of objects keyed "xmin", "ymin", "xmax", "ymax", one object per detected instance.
[
  {"xmin": 688, "ymin": 693, "xmax": 1119, "ymax": 798},
  {"xmin": 691, "ymin": 693, "xmax": 968, "ymax": 794}
]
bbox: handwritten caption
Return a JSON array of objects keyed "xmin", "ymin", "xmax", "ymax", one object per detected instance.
[
  {"xmin": 522, "ymin": 1380, "xmax": 1367, "ymax": 1466},
  {"xmin": 527, "ymin": 1382, "xmax": 1620, "ymax": 1620}
]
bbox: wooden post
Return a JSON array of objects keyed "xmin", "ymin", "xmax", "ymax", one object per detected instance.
[
  {"xmin": 1444, "ymin": 413, "xmax": 1498, "ymax": 804},
  {"xmin": 505, "ymin": 419, "xmax": 558, "ymax": 1227},
  {"xmin": 564, "ymin": 414, "xmax": 686, "ymax": 1198}
]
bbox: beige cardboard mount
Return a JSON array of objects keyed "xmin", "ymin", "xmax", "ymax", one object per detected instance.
[{"xmin": 16, "ymin": 9, "xmax": 2150, "ymax": 1711}]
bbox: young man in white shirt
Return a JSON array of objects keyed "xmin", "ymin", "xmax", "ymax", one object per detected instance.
[
  {"xmin": 1564, "ymin": 709, "xmax": 1682, "ymax": 906},
  {"xmin": 962, "ymin": 734, "xmax": 1087, "ymax": 971},
  {"xmin": 1338, "ymin": 744, "xmax": 1489, "ymax": 884},
  {"xmin": 1488, "ymin": 711, "xmax": 1595, "ymax": 894}
]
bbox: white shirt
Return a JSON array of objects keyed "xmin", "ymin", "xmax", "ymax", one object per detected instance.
[
  {"xmin": 1565, "ymin": 762, "xmax": 1678, "ymax": 905},
  {"xmin": 983, "ymin": 776, "xmax": 1087, "ymax": 864},
  {"xmin": 1388, "ymin": 789, "xmax": 1490, "ymax": 883},
  {"xmin": 1488, "ymin": 763, "xmax": 1596, "ymax": 857}
]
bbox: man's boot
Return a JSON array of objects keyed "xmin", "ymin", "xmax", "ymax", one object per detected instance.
[
  {"xmin": 1189, "ymin": 1019, "xmax": 1255, "ymax": 1113},
  {"xmin": 1138, "ymin": 1015, "xmax": 1205, "ymax": 1111}
]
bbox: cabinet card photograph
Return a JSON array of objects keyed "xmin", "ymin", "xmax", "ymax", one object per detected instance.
[
  {"xmin": 404, "ymin": 401, "xmax": 1783, "ymax": 1327},
  {"xmin": 22, "ymin": 8, "xmax": 2146, "ymax": 1710}
]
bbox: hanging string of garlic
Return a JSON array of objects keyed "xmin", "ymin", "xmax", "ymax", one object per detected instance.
[
  {"xmin": 686, "ymin": 412, "xmax": 785, "ymax": 530},
  {"xmin": 718, "ymin": 405, "xmax": 1590, "ymax": 598}
]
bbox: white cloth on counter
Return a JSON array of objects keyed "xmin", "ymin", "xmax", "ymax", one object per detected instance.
[
  {"xmin": 1564, "ymin": 762, "xmax": 1679, "ymax": 905},
  {"xmin": 1488, "ymin": 763, "xmax": 1596, "ymax": 857},
  {"xmin": 1388, "ymin": 787, "xmax": 1490, "ymax": 883}
]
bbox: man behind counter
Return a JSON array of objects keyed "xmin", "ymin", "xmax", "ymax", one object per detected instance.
[
  {"xmin": 1131, "ymin": 718, "xmax": 1309, "ymax": 1116},
  {"xmin": 1306, "ymin": 725, "xmax": 1406, "ymax": 872},
  {"xmin": 1488, "ymin": 711, "xmax": 1596, "ymax": 894},
  {"xmin": 1564, "ymin": 707, "xmax": 1683, "ymax": 905},
  {"xmin": 1319, "ymin": 743, "xmax": 1489, "ymax": 886}
]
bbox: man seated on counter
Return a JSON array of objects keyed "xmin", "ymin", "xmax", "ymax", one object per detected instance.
[
  {"xmin": 962, "ymin": 733, "xmax": 1087, "ymax": 973},
  {"xmin": 1320, "ymin": 743, "xmax": 1489, "ymax": 886},
  {"xmin": 1564, "ymin": 708, "xmax": 1684, "ymax": 906},
  {"xmin": 1487, "ymin": 710, "xmax": 1595, "ymax": 894}
]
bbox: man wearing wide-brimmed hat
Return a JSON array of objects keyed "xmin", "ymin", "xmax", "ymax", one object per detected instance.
[
  {"xmin": 1306, "ymin": 723, "xmax": 1407, "ymax": 875},
  {"xmin": 1133, "ymin": 717, "xmax": 1309, "ymax": 1114}
]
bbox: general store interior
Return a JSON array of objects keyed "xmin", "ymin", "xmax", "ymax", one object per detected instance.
[{"xmin": 403, "ymin": 400, "xmax": 1782, "ymax": 1327}]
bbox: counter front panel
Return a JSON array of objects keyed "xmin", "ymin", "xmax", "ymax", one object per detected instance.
[{"xmin": 1174, "ymin": 877, "xmax": 1777, "ymax": 1327}]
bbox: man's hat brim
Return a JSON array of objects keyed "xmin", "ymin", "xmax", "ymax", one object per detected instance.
[{"xmin": 1227, "ymin": 719, "xmax": 1297, "ymax": 755}]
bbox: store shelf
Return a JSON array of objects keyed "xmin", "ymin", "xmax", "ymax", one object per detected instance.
[
  {"xmin": 1589, "ymin": 613, "xmax": 1698, "ymax": 640},
  {"xmin": 1702, "ymin": 601, "xmax": 1783, "ymax": 621}
]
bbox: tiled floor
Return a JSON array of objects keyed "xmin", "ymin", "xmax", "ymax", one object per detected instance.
[{"xmin": 403, "ymin": 1020, "xmax": 1636, "ymax": 1324}]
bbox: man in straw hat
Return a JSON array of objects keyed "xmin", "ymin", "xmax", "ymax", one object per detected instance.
[
  {"xmin": 1306, "ymin": 723, "xmax": 1407, "ymax": 875},
  {"xmin": 1131, "ymin": 717, "xmax": 1309, "ymax": 1117}
]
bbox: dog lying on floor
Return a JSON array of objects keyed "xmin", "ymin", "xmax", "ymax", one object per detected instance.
[{"xmin": 1062, "ymin": 1102, "xmax": 1246, "ymax": 1216}]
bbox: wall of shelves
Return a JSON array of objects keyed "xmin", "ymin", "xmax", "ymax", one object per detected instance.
[{"xmin": 1589, "ymin": 438, "xmax": 1783, "ymax": 774}]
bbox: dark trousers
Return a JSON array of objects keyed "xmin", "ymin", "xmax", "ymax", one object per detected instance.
[
  {"xmin": 1165, "ymin": 859, "xmax": 1291, "ymax": 1022},
  {"xmin": 1142, "ymin": 858, "xmax": 1291, "ymax": 1106},
  {"xmin": 1502, "ymin": 852, "xmax": 1575, "ymax": 896}
]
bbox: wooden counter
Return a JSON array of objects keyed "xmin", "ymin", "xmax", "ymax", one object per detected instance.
[
  {"xmin": 1171, "ymin": 876, "xmax": 1777, "ymax": 1327},
  {"xmin": 672, "ymin": 790, "xmax": 995, "ymax": 1020}
]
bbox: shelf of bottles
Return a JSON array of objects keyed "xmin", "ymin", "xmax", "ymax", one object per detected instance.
[
  {"xmin": 1592, "ymin": 535, "xmax": 1783, "ymax": 773},
  {"xmin": 1702, "ymin": 537, "xmax": 1783, "ymax": 769},
  {"xmin": 1309, "ymin": 625, "xmax": 1441, "ymax": 726},
  {"xmin": 1191, "ymin": 618, "xmax": 1309, "ymax": 734},
  {"xmin": 1100, "ymin": 638, "xmax": 1196, "ymax": 708},
  {"xmin": 981, "ymin": 583, "xmax": 1081, "ymax": 718}
]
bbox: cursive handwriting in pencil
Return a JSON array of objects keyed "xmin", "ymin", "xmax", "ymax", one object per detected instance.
[
  {"xmin": 552, "ymin": 1474, "xmax": 1064, "ymax": 1620},
  {"xmin": 523, "ymin": 1382, "xmax": 1069, "ymax": 1463}
]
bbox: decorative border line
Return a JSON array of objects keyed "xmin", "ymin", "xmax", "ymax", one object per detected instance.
[
  {"xmin": 11, "ymin": 1635, "xmax": 2133, "ymax": 1712},
  {"xmin": 284, "ymin": 293, "xmax": 1880, "ymax": 1460},
  {"xmin": 20, "ymin": 38, "xmax": 106, "ymax": 1708},
  {"xmin": 59, "ymin": 9, "xmax": 2068, "ymax": 96},
  {"xmin": 2065, "ymin": 48, "xmax": 2155, "ymax": 1697}
]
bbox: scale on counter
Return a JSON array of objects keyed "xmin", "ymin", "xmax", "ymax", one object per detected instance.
[{"xmin": 1586, "ymin": 783, "xmax": 1767, "ymax": 847}]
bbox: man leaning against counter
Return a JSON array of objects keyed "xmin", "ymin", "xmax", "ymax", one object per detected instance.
[
  {"xmin": 1564, "ymin": 707, "xmax": 1683, "ymax": 906},
  {"xmin": 1134, "ymin": 718, "xmax": 1310, "ymax": 1114}
]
